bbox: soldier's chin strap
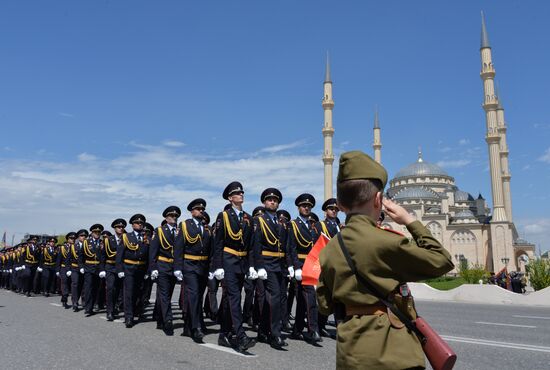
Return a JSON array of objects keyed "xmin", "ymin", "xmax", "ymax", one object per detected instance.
[{"xmin": 336, "ymin": 232, "xmax": 426, "ymax": 344}]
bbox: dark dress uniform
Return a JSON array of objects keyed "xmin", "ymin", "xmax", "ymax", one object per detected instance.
[
  {"xmin": 81, "ymin": 228, "xmax": 103, "ymax": 316},
  {"xmin": 56, "ymin": 236, "xmax": 75, "ymax": 308},
  {"xmin": 40, "ymin": 241, "xmax": 58, "ymax": 296},
  {"xmin": 288, "ymin": 212, "xmax": 322, "ymax": 341},
  {"xmin": 253, "ymin": 210, "xmax": 291, "ymax": 347},
  {"xmin": 22, "ymin": 239, "xmax": 40, "ymax": 296},
  {"xmin": 149, "ymin": 221, "xmax": 179, "ymax": 333},
  {"xmin": 212, "ymin": 182, "xmax": 256, "ymax": 351},
  {"xmin": 100, "ymin": 226, "xmax": 124, "ymax": 320},
  {"xmin": 71, "ymin": 236, "xmax": 86, "ymax": 310},
  {"xmin": 175, "ymin": 216, "xmax": 212, "ymax": 340},
  {"xmin": 117, "ymin": 221, "xmax": 149, "ymax": 327}
]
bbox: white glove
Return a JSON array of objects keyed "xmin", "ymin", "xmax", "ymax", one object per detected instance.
[
  {"xmin": 144, "ymin": 274, "xmax": 149, "ymax": 280},
  {"xmin": 56, "ymin": 272, "xmax": 59, "ymax": 277},
  {"xmin": 214, "ymin": 268, "xmax": 224, "ymax": 280},
  {"xmin": 295, "ymin": 269, "xmax": 302, "ymax": 281},
  {"xmin": 66, "ymin": 270, "xmax": 72, "ymax": 277},
  {"xmin": 118, "ymin": 272, "xmax": 125, "ymax": 278},
  {"xmin": 37, "ymin": 267, "xmax": 43, "ymax": 273},
  {"xmin": 287, "ymin": 266, "xmax": 295, "ymax": 278},
  {"xmin": 173, "ymin": 270, "xmax": 183, "ymax": 281},
  {"xmin": 208, "ymin": 272, "xmax": 215, "ymax": 280},
  {"xmin": 79, "ymin": 268, "xmax": 84, "ymax": 274},
  {"xmin": 21, "ymin": 265, "xmax": 26, "ymax": 270},
  {"xmin": 9, "ymin": 269, "xmax": 13, "ymax": 273},
  {"xmin": 257, "ymin": 268, "xmax": 267, "ymax": 280},
  {"xmin": 99, "ymin": 271, "xmax": 106, "ymax": 278},
  {"xmin": 248, "ymin": 267, "xmax": 258, "ymax": 280}
]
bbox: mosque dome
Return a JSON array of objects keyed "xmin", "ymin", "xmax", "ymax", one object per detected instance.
[
  {"xmin": 454, "ymin": 190, "xmax": 475, "ymax": 202},
  {"xmin": 393, "ymin": 187, "xmax": 440, "ymax": 201},
  {"xmin": 393, "ymin": 151, "xmax": 449, "ymax": 179},
  {"xmin": 454, "ymin": 209, "xmax": 475, "ymax": 218}
]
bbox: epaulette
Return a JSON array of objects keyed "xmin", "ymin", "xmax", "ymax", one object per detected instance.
[{"xmin": 378, "ymin": 226, "xmax": 405, "ymax": 237}]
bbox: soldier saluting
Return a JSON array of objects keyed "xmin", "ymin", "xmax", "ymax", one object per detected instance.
[
  {"xmin": 317, "ymin": 151, "xmax": 454, "ymax": 369},
  {"xmin": 117, "ymin": 213, "xmax": 149, "ymax": 328},
  {"xmin": 212, "ymin": 181, "xmax": 256, "ymax": 352}
]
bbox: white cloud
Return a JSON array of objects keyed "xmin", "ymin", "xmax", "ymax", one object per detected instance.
[
  {"xmin": 458, "ymin": 139, "xmax": 470, "ymax": 146},
  {"xmin": 436, "ymin": 159, "xmax": 471, "ymax": 168},
  {"xmin": 538, "ymin": 148, "xmax": 550, "ymax": 163},
  {"xmin": 78, "ymin": 152, "xmax": 97, "ymax": 162},
  {"xmin": 260, "ymin": 140, "xmax": 306, "ymax": 153},
  {"xmin": 162, "ymin": 140, "xmax": 185, "ymax": 147},
  {"xmin": 59, "ymin": 112, "xmax": 74, "ymax": 118},
  {"xmin": 0, "ymin": 145, "xmax": 326, "ymax": 240}
]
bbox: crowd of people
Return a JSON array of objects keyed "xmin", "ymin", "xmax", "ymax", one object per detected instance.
[{"xmin": 0, "ymin": 181, "xmax": 342, "ymax": 352}]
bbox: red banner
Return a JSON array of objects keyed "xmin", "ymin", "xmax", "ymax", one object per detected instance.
[{"xmin": 302, "ymin": 233, "xmax": 330, "ymax": 286}]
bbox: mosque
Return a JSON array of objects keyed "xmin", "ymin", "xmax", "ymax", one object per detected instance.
[{"xmin": 321, "ymin": 14, "xmax": 535, "ymax": 273}]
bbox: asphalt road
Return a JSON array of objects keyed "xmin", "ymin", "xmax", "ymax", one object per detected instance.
[{"xmin": 1, "ymin": 288, "xmax": 549, "ymax": 369}]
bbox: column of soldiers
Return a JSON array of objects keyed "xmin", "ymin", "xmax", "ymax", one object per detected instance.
[{"xmin": 0, "ymin": 181, "xmax": 343, "ymax": 352}]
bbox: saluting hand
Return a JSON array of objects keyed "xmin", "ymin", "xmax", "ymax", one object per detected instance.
[{"xmin": 382, "ymin": 198, "xmax": 415, "ymax": 226}]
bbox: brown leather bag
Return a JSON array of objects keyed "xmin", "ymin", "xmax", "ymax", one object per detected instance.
[{"xmin": 336, "ymin": 233, "xmax": 457, "ymax": 370}]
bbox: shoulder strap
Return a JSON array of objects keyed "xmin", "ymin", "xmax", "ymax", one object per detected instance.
[{"xmin": 336, "ymin": 233, "xmax": 425, "ymax": 342}]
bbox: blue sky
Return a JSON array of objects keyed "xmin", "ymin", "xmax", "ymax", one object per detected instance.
[{"xmin": 1, "ymin": 1, "xmax": 549, "ymax": 252}]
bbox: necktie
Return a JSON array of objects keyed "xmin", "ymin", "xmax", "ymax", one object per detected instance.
[
  {"xmin": 171, "ymin": 228, "xmax": 176, "ymax": 239},
  {"xmin": 273, "ymin": 216, "xmax": 277, "ymax": 224},
  {"xmin": 239, "ymin": 212, "xmax": 243, "ymax": 222},
  {"xmin": 197, "ymin": 222, "xmax": 202, "ymax": 234},
  {"xmin": 138, "ymin": 233, "xmax": 142, "ymax": 242}
]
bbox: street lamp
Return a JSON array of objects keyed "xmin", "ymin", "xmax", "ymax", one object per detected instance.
[{"xmin": 501, "ymin": 257, "xmax": 509, "ymax": 266}]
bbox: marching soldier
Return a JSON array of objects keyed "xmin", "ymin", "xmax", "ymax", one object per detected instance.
[
  {"xmin": 117, "ymin": 213, "xmax": 149, "ymax": 328},
  {"xmin": 318, "ymin": 198, "xmax": 340, "ymax": 339},
  {"xmin": 57, "ymin": 232, "xmax": 76, "ymax": 309},
  {"xmin": 149, "ymin": 206, "xmax": 181, "ymax": 336},
  {"xmin": 81, "ymin": 224, "xmax": 104, "ymax": 316},
  {"xmin": 287, "ymin": 193, "xmax": 322, "ymax": 344},
  {"xmin": 39, "ymin": 236, "xmax": 58, "ymax": 297},
  {"xmin": 212, "ymin": 181, "xmax": 256, "ymax": 352},
  {"xmin": 21, "ymin": 235, "xmax": 40, "ymax": 297},
  {"xmin": 142, "ymin": 222, "xmax": 156, "ymax": 309},
  {"xmin": 253, "ymin": 188, "xmax": 291, "ymax": 349},
  {"xmin": 276, "ymin": 209, "xmax": 294, "ymax": 332},
  {"xmin": 317, "ymin": 151, "xmax": 454, "ymax": 369},
  {"xmin": 175, "ymin": 199, "xmax": 212, "ymax": 342},
  {"xmin": 71, "ymin": 229, "xmax": 88, "ymax": 311},
  {"xmin": 243, "ymin": 206, "xmax": 265, "ymax": 330},
  {"xmin": 202, "ymin": 211, "xmax": 220, "ymax": 322},
  {"xmin": 100, "ymin": 219, "xmax": 126, "ymax": 321}
]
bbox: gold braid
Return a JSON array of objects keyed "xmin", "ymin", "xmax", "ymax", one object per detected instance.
[
  {"xmin": 105, "ymin": 238, "xmax": 116, "ymax": 258},
  {"xmin": 223, "ymin": 211, "xmax": 243, "ymax": 242},
  {"xmin": 258, "ymin": 217, "xmax": 280, "ymax": 247},
  {"xmin": 291, "ymin": 221, "xmax": 312, "ymax": 248},
  {"xmin": 122, "ymin": 233, "xmax": 138, "ymax": 251},
  {"xmin": 181, "ymin": 222, "xmax": 201, "ymax": 244}
]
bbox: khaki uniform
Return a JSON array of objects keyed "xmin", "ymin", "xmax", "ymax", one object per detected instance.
[{"xmin": 317, "ymin": 214, "xmax": 454, "ymax": 369}]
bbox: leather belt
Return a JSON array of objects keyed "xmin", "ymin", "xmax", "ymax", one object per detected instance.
[
  {"xmin": 223, "ymin": 247, "xmax": 247, "ymax": 257},
  {"xmin": 157, "ymin": 256, "xmax": 174, "ymax": 263},
  {"xmin": 71, "ymin": 263, "xmax": 79, "ymax": 268},
  {"xmin": 44, "ymin": 262, "xmax": 56, "ymax": 266},
  {"xmin": 184, "ymin": 254, "xmax": 208, "ymax": 261},
  {"xmin": 61, "ymin": 264, "xmax": 66, "ymax": 267},
  {"xmin": 124, "ymin": 259, "xmax": 145, "ymax": 265},
  {"xmin": 25, "ymin": 260, "xmax": 38, "ymax": 264},
  {"xmin": 85, "ymin": 260, "xmax": 100, "ymax": 265},
  {"xmin": 262, "ymin": 251, "xmax": 285, "ymax": 258},
  {"xmin": 297, "ymin": 253, "xmax": 308, "ymax": 260},
  {"xmin": 345, "ymin": 304, "xmax": 387, "ymax": 317},
  {"xmin": 106, "ymin": 260, "xmax": 116, "ymax": 264}
]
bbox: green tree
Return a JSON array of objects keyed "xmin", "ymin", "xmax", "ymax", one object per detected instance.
[
  {"xmin": 458, "ymin": 262, "xmax": 489, "ymax": 284},
  {"xmin": 526, "ymin": 259, "xmax": 550, "ymax": 291}
]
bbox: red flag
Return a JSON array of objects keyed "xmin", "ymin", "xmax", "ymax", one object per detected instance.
[{"xmin": 302, "ymin": 233, "xmax": 330, "ymax": 286}]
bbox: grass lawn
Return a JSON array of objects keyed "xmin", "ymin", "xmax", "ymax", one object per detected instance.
[{"xmin": 422, "ymin": 277, "xmax": 465, "ymax": 291}]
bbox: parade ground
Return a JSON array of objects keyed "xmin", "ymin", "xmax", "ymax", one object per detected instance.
[{"xmin": 1, "ymin": 287, "xmax": 549, "ymax": 370}]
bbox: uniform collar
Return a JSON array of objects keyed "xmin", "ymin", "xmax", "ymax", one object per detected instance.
[{"xmin": 345, "ymin": 213, "xmax": 376, "ymax": 226}]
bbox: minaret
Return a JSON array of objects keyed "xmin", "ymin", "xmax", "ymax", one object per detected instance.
[
  {"xmin": 495, "ymin": 86, "xmax": 513, "ymax": 222},
  {"xmin": 480, "ymin": 12, "xmax": 507, "ymax": 222},
  {"xmin": 322, "ymin": 53, "xmax": 335, "ymax": 200},
  {"xmin": 373, "ymin": 106, "xmax": 382, "ymax": 163}
]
